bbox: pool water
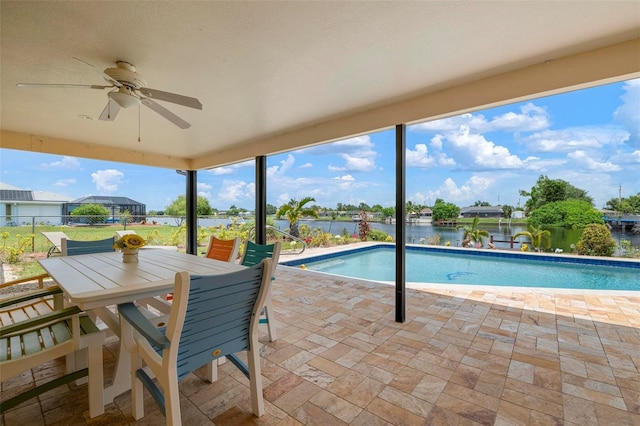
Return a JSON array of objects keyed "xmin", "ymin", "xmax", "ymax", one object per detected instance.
[{"xmin": 286, "ymin": 246, "xmax": 640, "ymax": 291}]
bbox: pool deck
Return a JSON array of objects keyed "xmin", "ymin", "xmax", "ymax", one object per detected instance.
[{"xmin": 1, "ymin": 245, "xmax": 639, "ymax": 425}]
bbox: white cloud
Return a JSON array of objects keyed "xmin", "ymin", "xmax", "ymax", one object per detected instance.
[
  {"xmin": 276, "ymin": 193, "xmax": 290, "ymax": 206},
  {"xmin": 41, "ymin": 156, "xmax": 81, "ymax": 170},
  {"xmin": 333, "ymin": 175, "xmax": 355, "ymax": 181},
  {"xmin": 406, "ymin": 144, "xmax": 435, "ymax": 168},
  {"xmin": 468, "ymin": 175, "xmax": 493, "ymax": 191},
  {"xmin": 299, "ymin": 136, "xmax": 373, "ymax": 155},
  {"xmin": 614, "ymin": 78, "xmax": 640, "ymax": 146},
  {"xmin": 209, "ymin": 167, "xmax": 234, "ymax": 176},
  {"xmin": 197, "ymin": 182, "xmax": 213, "ymax": 199},
  {"xmin": 406, "ymin": 142, "xmax": 455, "ymax": 168},
  {"xmin": 430, "ymin": 135, "xmax": 444, "ymax": 150},
  {"xmin": 412, "ymin": 102, "xmax": 549, "ymax": 133},
  {"xmin": 447, "ymin": 126, "xmax": 524, "ymax": 170},
  {"xmin": 522, "ymin": 127, "xmax": 629, "ymax": 153},
  {"xmin": 490, "ymin": 103, "xmax": 550, "ymax": 132},
  {"xmin": 567, "ymin": 150, "xmax": 621, "ymax": 172},
  {"xmin": 208, "ymin": 160, "xmax": 253, "ymax": 176},
  {"xmin": 54, "ymin": 178, "xmax": 76, "ymax": 187},
  {"xmin": 299, "ymin": 162, "xmax": 313, "ymax": 169},
  {"xmin": 91, "ymin": 169, "xmax": 123, "ymax": 193},
  {"xmin": 428, "ymin": 178, "xmax": 473, "ymax": 202},
  {"xmin": 522, "ymin": 157, "xmax": 567, "ymax": 172},
  {"xmin": 301, "ymin": 136, "xmax": 378, "ymax": 173},
  {"xmin": 267, "ymin": 154, "xmax": 295, "ymax": 177},
  {"xmin": 216, "ymin": 180, "xmax": 254, "ymax": 205},
  {"xmin": 423, "ymin": 176, "xmax": 496, "ymax": 206},
  {"xmin": 411, "ymin": 192, "xmax": 430, "ymax": 205},
  {"xmin": 329, "ymin": 155, "xmax": 376, "ymax": 172},
  {"xmin": 412, "ymin": 113, "xmax": 488, "ymax": 132}
]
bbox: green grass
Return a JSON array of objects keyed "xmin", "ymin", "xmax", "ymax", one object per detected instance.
[
  {"xmin": 1, "ymin": 224, "xmax": 181, "ymax": 253},
  {"xmin": 1, "ymin": 224, "xmax": 195, "ymax": 279},
  {"xmin": 15, "ymin": 259, "xmax": 47, "ymax": 279}
]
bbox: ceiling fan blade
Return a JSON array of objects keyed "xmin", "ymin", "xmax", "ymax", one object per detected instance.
[
  {"xmin": 98, "ymin": 100, "xmax": 121, "ymax": 121},
  {"xmin": 17, "ymin": 83, "xmax": 112, "ymax": 89},
  {"xmin": 138, "ymin": 87, "xmax": 202, "ymax": 110},
  {"xmin": 141, "ymin": 98, "xmax": 191, "ymax": 129}
]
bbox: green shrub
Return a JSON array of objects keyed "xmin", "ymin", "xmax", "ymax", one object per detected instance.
[
  {"xmin": 1, "ymin": 232, "xmax": 33, "ymax": 264},
  {"xmin": 70, "ymin": 203, "xmax": 110, "ymax": 225},
  {"xmin": 619, "ymin": 240, "xmax": 640, "ymax": 258},
  {"xmin": 427, "ymin": 234, "xmax": 442, "ymax": 245},
  {"xmin": 308, "ymin": 230, "xmax": 332, "ymax": 247},
  {"xmin": 368, "ymin": 229, "xmax": 389, "ymax": 241},
  {"xmin": 528, "ymin": 200, "xmax": 603, "ymax": 228},
  {"xmin": 575, "ymin": 224, "xmax": 616, "ymax": 256}
]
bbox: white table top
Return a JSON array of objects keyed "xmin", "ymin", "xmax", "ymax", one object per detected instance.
[{"xmin": 39, "ymin": 249, "xmax": 244, "ymax": 310}]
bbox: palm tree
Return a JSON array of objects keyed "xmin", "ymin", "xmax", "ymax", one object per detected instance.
[
  {"xmin": 460, "ymin": 216, "xmax": 489, "ymax": 247},
  {"xmin": 275, "ymin": 197, "xmax": 319, "ymax": 238},
  {"xmin": 514, "ymin": 224, "xmax": 552, "ymax": 252}
]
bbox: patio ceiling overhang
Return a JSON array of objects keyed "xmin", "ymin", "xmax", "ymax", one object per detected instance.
[{"xmin": 1, "ymin": 2, "xmax": 639, "ymax": 169}]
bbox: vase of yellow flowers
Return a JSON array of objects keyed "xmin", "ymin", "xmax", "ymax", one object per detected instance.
[{"xmin": 113, "ymin": 234, "xmax": 147, "ymax": 263}]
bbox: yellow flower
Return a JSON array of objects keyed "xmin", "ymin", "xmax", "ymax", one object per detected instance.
[{"xmin": 114, "ymin": 234, "xmax": 147, "ymax": 250}]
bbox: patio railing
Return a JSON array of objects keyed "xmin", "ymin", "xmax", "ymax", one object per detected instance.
[{"xmin": 248, "ymin": 225, "xmax": 306, "ymax": 256}]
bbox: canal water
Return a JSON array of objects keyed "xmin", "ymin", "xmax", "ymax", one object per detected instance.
[{"xmin": 147, "ymin": 217, "xmax": 640, "ymax": 251}]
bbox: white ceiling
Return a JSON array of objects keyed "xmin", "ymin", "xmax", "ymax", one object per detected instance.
[{"xmin": 1, "ymin": 1, "xmax": 639, "ymax": 170}]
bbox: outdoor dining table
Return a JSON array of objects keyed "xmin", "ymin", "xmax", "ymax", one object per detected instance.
[{"xmin": 38, "ymin": 248, "xmax": 245, "ymax": 405}]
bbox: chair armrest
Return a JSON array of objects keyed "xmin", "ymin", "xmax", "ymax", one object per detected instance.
[
  {"xmin": 0, "ymin": 286, "xmax": 62, "ymax": 309},
  {"xmin": 0, "ymin": 305, "xmax": 81, "ymax": 337},
  {"xmin": 118, "ymin": 303, "xmax": 170, "ymax": 350},
  {"xmin": 0, "ymin": 273, "xmax": 51, "ymax": 290}
]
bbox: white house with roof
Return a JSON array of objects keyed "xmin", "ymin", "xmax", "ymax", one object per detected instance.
[{"xmin": 0, "ymin": 182, "xmax": 72, "ymax": 226}]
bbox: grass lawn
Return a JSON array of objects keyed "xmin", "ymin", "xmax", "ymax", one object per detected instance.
[
  {"xmin": 1, "ymin": 224, "xmax": 188, "ymax": 279},
  {"xmin": 1, "ymin": 224, "xmax": 182, "ymax": 253}
]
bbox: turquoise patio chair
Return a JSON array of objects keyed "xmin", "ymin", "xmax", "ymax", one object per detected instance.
[
  {"xmin": 118, "ymin": 259, "xmax": 273, "ymax": 425},
  {"xmin": 61, "ymin": 237, "xmax": 115, "ymax": 256},
  {"xmin": 240, "ymin": 240, "xmax": 281, "ymax": 341}
]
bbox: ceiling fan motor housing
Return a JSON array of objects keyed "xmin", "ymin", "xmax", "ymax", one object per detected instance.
[{"xmin": 104, "ymin": 61, "xmax": 147, "ymax": 89}]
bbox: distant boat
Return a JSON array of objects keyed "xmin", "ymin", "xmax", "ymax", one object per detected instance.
[{"xmin": 351, "ymin": 215, "xmax": 361, "ymax": 221}]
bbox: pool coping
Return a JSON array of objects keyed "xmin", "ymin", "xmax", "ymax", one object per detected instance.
[{"xmin": 282, "ymin": 242, "xmax": 640, "ymax": 268}]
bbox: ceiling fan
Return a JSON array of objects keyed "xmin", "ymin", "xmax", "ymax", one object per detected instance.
[{"xmin": 17, "ymin": 59, "xmax": 202, "ymax": 129}]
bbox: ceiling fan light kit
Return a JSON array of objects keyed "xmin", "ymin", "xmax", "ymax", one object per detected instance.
[
  {"xmin": 16, "ymin": 59, "xmax": 202, "ymax": 130},
  {"xmin": 109, "ymin": 87, "xmax": 141, "ymax": 108}
]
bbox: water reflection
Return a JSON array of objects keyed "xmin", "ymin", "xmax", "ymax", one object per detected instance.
[{"xmin": 146, "ymin": 217, "xmax": 639, "ymax": 251}]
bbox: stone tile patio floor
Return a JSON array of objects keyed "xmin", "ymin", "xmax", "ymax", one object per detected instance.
[{"xmin": 1, "ymin": 266, "xmax": 639, "ymax": 425}]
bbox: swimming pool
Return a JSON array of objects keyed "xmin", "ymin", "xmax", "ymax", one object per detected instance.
[{"xmin": 282, "ymin": 244, "xmax": 640, "ymax": 291}]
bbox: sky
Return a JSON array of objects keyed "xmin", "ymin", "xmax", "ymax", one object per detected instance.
[{"xmin": 1, "ymin": 78, "xmax": 639, "ymax": 212}]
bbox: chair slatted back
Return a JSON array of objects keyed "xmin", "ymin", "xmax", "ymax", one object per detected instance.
[
  {"xmin": 205, "ymin": 236, "xmax": 240, "ymax": 262},
  {"xmin": 240, "ymin": 241, "xmax": 281, "ymax": 273},
  {"xmin": 0, "ymin": 289, "xmax": 61, "ymax": 327},
  {"xmin": 175, "ymin": 260, "xmax": 269, "ymax": 380},
  {"xmin": 62, "ymin": 237, "xmax": 115, "ymax": 256}
]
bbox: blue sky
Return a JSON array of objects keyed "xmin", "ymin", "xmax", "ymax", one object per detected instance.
[{"xmin": 2, "ymin": 78, "xmax": 638, "ymax": 212}]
